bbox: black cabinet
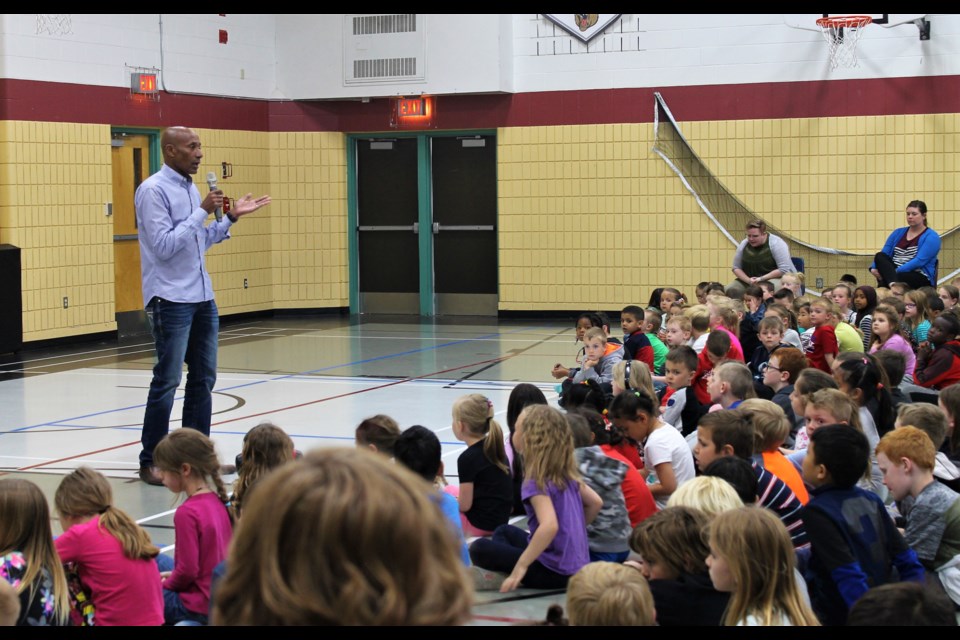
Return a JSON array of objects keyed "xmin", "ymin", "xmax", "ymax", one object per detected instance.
[{"xmin": 0, "ymin": 245, "xmax": 22, "ymax": 354}]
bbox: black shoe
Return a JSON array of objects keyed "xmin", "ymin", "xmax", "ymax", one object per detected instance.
[{"xmin": 139, "ymin": 465, "xmax": 163, "ymax": 486}]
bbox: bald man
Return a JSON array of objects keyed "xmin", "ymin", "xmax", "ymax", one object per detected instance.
[{"xmin": 136, "ymin": 126, "xmax": 270, "ymax": 485}]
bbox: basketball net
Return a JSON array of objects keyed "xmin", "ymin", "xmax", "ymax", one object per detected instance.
[
  {"xmin": 816, "ymin": 16, "xmax": 872, "ymax": 70},
  {"xmin": 36, "ymin": 14, "xmax": 73, "ymax": 36}
]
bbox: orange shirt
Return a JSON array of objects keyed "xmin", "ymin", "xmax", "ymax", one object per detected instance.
[{"xmin": 761, "ymin": 451, "xmax": 810, "ymax": 505}]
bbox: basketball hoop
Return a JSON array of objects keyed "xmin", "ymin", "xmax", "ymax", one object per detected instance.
[{"xmin": 816, "ymin": 15, "xmax": 872, "ymax": 70}]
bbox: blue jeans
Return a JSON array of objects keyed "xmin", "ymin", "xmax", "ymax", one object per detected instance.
[
  {"xmin": 157, "ymin": 553, "xmax": 208, "ymax": 625},
  {"xmin": 140, "ymin": 297, "xmax": 219, "ymax": 467}
]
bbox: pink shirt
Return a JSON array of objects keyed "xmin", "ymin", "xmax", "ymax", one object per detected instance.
[
  {"xmin": 55, "ymin": 515, "xmax": 164, "ymax": 626},
  {"xmin": 870, "ymin": 333, "xmax": 917, "ymax": 378},
  {"xmin": 163, "ymin": 492, "xmax": 232, "ymax": 616}
]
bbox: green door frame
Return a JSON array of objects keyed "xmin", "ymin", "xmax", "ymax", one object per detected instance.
[{"xmin": 346, "ymin": 130, "xmax": 496, "ymax": 316}]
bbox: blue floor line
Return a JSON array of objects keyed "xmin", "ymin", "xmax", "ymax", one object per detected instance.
[{"xmin": 2, "ymin": 325, "xmax": 551, "ymax": 436}]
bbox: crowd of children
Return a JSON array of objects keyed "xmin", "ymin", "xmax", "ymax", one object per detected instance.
[{"xmin": 9, "ymin": 273, "xmax": 960, "ymax": 626}]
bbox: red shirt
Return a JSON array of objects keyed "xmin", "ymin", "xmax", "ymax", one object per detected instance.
[
  {"xmin": 806, "ymin": 324, "xmax": 838, "ymax": 373},
  {"xmin": 601, "ymin": 444, "xmax": 659, "ymax": 526}
]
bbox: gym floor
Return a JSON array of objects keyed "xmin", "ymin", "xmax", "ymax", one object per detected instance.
[{"xmin": 0, "ymin": 314, "xmax": 578, "ymax": 625}]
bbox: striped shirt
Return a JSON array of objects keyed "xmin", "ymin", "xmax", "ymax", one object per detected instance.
[
  {"xmin": 753, "ymin": 461, "xmax": 810, "ymax": 550},
  {"xmin": 893, "ymin": 231, "xmax": 923, "ymax": 271}
]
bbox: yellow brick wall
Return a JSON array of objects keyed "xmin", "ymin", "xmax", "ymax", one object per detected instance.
[
  {"xmin": 0, "ymin": 124, "xmax": 349, "ymax": 342},
  {"xmin": 268, "ymin": 131, "xmax": 348, "ymax": 308},
  {"xmin": 0, "ymin": 121, "xmax": 115, "ymax": 341},
  {"xmin": 498, "ymin": 115, "xmax": 960, "ymax": 311}
]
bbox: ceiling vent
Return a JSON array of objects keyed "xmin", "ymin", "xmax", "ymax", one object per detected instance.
[{"xmin": 344, "ymin": 14, "xmax": 426, "ymax": 85}]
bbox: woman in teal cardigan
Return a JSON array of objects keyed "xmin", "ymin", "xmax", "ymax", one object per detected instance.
[{"xmin": 871, "ymin": 200, "xmax": 941, "ymax": 289}]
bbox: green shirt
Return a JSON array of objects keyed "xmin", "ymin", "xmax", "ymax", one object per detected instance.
[
  {"xmin": 646, "ymin": 333, "xmax": 669, "ymax": 375},
  {"xmin": 835, "ymin": 321, "xmax": 865, "ymax": 353}
]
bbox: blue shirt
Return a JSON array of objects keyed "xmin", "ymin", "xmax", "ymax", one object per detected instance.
[{"xmin": 135, "ymin": 164, "xmax": 233, "ymax": 306}]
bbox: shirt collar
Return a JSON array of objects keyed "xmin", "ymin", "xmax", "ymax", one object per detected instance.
[{"xmin": 159, "ymin": 163, "xmax": 193, "ymax": 186}]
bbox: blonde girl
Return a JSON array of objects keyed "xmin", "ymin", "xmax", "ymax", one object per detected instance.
[
  {"xmin": 469, "ymin": 405, "xmax": 602, "ymax": 592},
  {"xmin": 612, "ymin": 359, "xmax": 656, "ymax": 400},
  {"xmin": 781, "ymin": 272, "xmax": 804, "ymax": 298},
  {"xmin": 153, "ymin": 429, "xmax": 233, "ymax": 625},
  {"xmin": 705, "ymin": 507, "xmax": 820, "ymax": 626},
  {"xmin": 869, "ymin": 306, "xmax": 916, "ymax": 379},
  {"xmin": 53, "ymin": 467, "xmax": 163, "ymax": 626},
  {"xmin": 452, "ymin": 394, "xmax": 512, "ymax": 537},
  {"xmin": 666, "ymin": 475, "xmax": 744, "ymax": 516},
  {"xmin": 0, "ymin": 479, "xmax": 70, "ymax": 626},
  {"xmin": 904, "ymin": 290, "xmax": 933, "ymax": 348},
  {"xmin": 212, "ymin": 448, "xmax": 473, "ymax": 625},
  {"xmin": 608, "ymin": 390, "xmax": 696, "ymax": 508},
  {"xmin": 231, "ymin": 422, "xmax": 296, "ymax": 520}
]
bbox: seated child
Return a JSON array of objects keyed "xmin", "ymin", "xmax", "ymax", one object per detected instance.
[
  {"xmin": 642, "ymin": 310, "xmax": 669, "ymax": 375},
  {"xmin": 354, "ymin": 414, "xmax": 400, "ymax": 456},
  {"xmin": 574, "ymin": 408, "xmax": 657, "ymax": 526},
  {"xmin": 684, "ymin": 304, "xmax": 711, "ymax": 355},
  {"xmin": 608, "ymin": 389, "xmax": 696, "ymax": 508},
  {"xmin": 805, "ymin": 298, "xmax": 840, "ymax": 372},
  {"xmin": 572, "ymin": 327, "xmax": 624, "ymax": 386},
  {"xmin": 566, "ymin": 562, "xmax": 656, "ymax": 626},
  {"xmin": 794, "ymin": 298, "xmax": 814, "ymax": 352},
  {"xmin": 706, "ymin": 361, "xmax": 755, "ymax": 411},
  {"xmin": 568, "ymin": 413, "xmax": 633, "ymax": 563},
  {"xmin": 747, "ymin": 316, "xmax": 790, "ymax": 399},
  {"xmin": 876, "ymin": 426, "xmax": 960, "ymax": 607},
  {"xmin": 895, "ymin": 403, "xmax": 960, "ymax": 492},
  {"xmin": 393, "ymin": 425, "xmax": 471, "ymax": 567},
  {"xmin": 552, "ymin": 312, "xmax": 600, "ymax": 381},
  {"xmin": 612, "ymin": 359, "xmax": 657, "ymax": 401},
  {"xmin": 873, "ymin": 349, "xmax": 912, "ymax": 408},
  {"xmin": 915, "ymin": 313, "xmax": 960, "ymax": 390},
  {"xmin": 765, "ymin": 303, "xmax": 803, "ymax": 350},
  {"xmin": 761, "ymin": 346, "xmax": 807, "ymax": 447},
  {"xmin": 740, "ymin": 284, "xmax": 767, "ymax": 360},
  {"xmin": 833, "ymin": 306, "xmax": 866, "ymax": 354},
  {"xmin": 627, "ymin": 506, "xmax": 729, "ymax": 626},
  {"xmin": 664, "ymin": 315, "xmax": 694, "ymax": 350},
  {"xmin": 801, "ymin": 425, "xmax": 925, "ymax": 625},
  {"xmin": 451, "ymin": 394, "xmax": 513, "ymax": 537},
  {"xmin": 619, "ymin": 305, "xmax": 655, "ymax": 372},
  {"xmin": 693, "ymin": 410, "xmax": 809, "ymax": 549},
  {"xmin": 788, "ymin": 368, "xmax": 840, "ymax": 453},
  {"xmin": 53, "ymin": 467, "xmax": 164, "ymax": 626},
  {"xmin": 667, "ymin": 475, "xmax": 745, "ymax": 516},
  {"xmin": 691, "ymin": 330, "xmax": 735, "ymax": 406},
  {"xmin": 660, "ymin": 346, "xmax": 706, "ymax": 438},
  {"xmin": 739, "ymin": 398, "xmax": 809, "ymax": 504}
]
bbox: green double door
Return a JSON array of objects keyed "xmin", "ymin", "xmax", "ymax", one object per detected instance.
[{"xmin": 351, "ymin": 134, "xmax": 497, "ymax": 316}]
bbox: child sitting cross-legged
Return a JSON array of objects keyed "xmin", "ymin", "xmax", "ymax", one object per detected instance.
[
  {"xmin": 801, "ymin": 425, "xmax": 925, "ymax": 625},
  {"xmin": 914, "ymin": 312, "xmax": 960, "ymax": 390},
  {"xmin": 620, "ymin": 305, "xmax": 655, "ymax": 373},
  {"xmin": 572, "ymin": 327, "xmax": 624, "ymax": 387},
  {"xmin": 876, "ymin": 426, "xmax": 960, "ymax": 607},
  {"xmin": 660, "ymin": 346, "xmax": 706, "ymax": 439},
  {"xmin": 739, "ymin": 398, "xmax": 809, "ymax": 504},
  {"xmin": 761, "ymin": 346, "xmax": 807, "ymax": 447}
]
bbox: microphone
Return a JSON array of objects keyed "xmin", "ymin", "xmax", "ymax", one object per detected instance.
[{"xmin": 206, "ymin": 171, "xmax": 222, "ymax": 222}]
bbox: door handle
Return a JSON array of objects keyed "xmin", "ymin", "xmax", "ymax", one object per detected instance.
[{"xmin": 432, "ymin": 222, "xmax": 440, "ymax": 234}]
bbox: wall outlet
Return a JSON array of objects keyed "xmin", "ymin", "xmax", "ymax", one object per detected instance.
[
  {"xmin": 62, "ymin": 296, "xmax": 68, "ymax": 309},
  {"xmin": 243, "ymin": 278, "xmax": 248, "ymax": 289},
  {"xmin": 815, "ymin": 277, "xmax": 824, "ymax": 289}
]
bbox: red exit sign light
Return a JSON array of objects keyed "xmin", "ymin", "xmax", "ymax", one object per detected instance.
[{"xmin": 131, "ymin": 72, "xmax": 159, "ymax": 94}]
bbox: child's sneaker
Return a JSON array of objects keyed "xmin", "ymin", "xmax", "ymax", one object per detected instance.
[{"xmin": 470, "ymin": 566, "xmax": 507, "ymax": 591}]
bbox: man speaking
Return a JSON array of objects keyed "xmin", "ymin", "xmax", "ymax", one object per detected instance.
[{"xmin": 135, "ymin": 126, "xmax": 271, "ymax": 485}]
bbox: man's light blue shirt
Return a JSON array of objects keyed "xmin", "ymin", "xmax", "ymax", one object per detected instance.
[{"xmin": 135, "ymin": 164, "xmax": 233, "ymax": 306}]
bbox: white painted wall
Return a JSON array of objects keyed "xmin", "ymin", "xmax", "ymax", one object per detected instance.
[
  {"xmin": 513, "ymin": 14, "xmax": 960, "ymax": 91},
  {"xmin": 1, "ymin": 14, "xmax": 957, "ymax": 101},
  {"xmin": 273, "ymin": 14, "xmax": 511, "ymax": 99},
  {"xmin": 0, "ymin": 14, "xmax": 277, "ymax": 98}
]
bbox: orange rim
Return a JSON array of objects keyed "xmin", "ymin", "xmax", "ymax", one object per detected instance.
[{"xmin": 816, "ymin": 15, "xmax": 873, "ymax": 29}]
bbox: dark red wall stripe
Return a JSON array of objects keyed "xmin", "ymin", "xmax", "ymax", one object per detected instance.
[{"xmin": 1, "ymin": 76, "xmax": 958, "ymax": 133}]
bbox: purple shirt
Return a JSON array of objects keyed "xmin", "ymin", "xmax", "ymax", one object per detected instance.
[
  {"xmin": 136, "ymin": 164, "xmax": 234, "ymax": 306},
  {"xmin": 55, "ymin": 515, "xmax": 164, "ymax": 626},
  {"xmin": 871, "ymin": 333, "xmax": 917, "ymax": 378},
  {"xmin": 162, "ymin": 492, "xmax": 232, "ymax": 616},
  {"xmin": 521, "ymin": 478, "xmax": 590, "ymax": 576}
]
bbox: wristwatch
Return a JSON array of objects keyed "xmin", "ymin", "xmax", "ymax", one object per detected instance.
[{"xmin": 226, "ymin": 213, "xmax": 238, "ymax": 223}]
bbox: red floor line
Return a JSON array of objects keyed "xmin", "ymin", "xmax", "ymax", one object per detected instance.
[{"xmin": 6, "ymin": 353, "xmax": 515, "ymax": 474}]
